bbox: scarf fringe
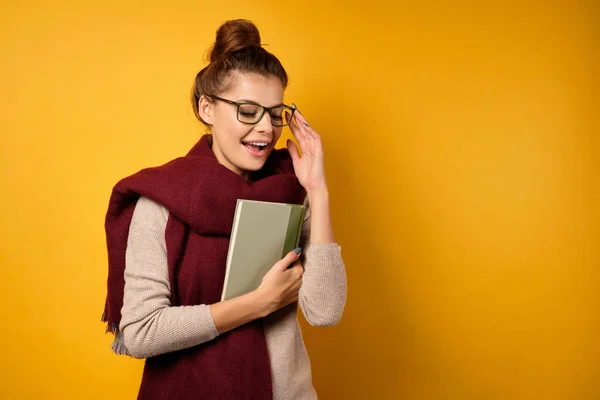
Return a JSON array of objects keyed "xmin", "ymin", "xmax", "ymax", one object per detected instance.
[
  {"xmin": 102, "ymin": 310, "xmax": 132, "ymax": 356},
  {"xmin": 101, "ymin": 310, "xmax": 118, "ymax": 333},
  {"xmin": 110, "ymin": 329, "xmax": 132, "ymax": 356}
]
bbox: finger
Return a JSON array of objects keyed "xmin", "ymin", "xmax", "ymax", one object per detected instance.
[
  {"xmin": 286, "ymin": 111, "xmax": 307, "ymax": 145},
  {"xmin": 290, "ymin": 292, "xmax": 299, "ymax": 303},
  {"xmin": 292, "ymin": 259, "xmax": 303, "ymax": 267},
  {"xmin": 291, "ymin": 104, "xmax": 311, "ymax": 133},
  {"xmin": 285, "ymin": 110, "xmax": 293, "ymax": 126},
  {"xmin": 286, "ymin": 110, "xmax": 301, "ymax": 131},
  {"xmin": 288, "ymin": 111, "xmax": 309, "ymax": 143},
  {"xmin": 290, "ymin": 111, "xmax": 321, "ymax": 156},
  {"xmin": 277, "ymin": 247, "xmax": 302, "ymax": 270},
  {"xmin": 289, "ymin": 263, "xmax": 304, "ymax": 278},
  {"xmin": 298, "ymin": 119, "xmax": 319, "ymax": 142},
  {"xmin": 286, "ymin": 139, "xmax": 301, "ymax": 165},
  {"xmin": 292, "ymin": 104, "xmax": 309, "ymax": 128},
  {"xmin": 293, "ymin": 279, "xmax": 303, "ymax": 294},
  {"xmin": 292, "ymin": 104, "xmax": 318, "ymax": 139}
]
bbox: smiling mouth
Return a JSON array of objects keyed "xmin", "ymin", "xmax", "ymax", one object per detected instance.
[{"xmin": 241, "ymin": 140, "xmax": 270, "ymax": 156}]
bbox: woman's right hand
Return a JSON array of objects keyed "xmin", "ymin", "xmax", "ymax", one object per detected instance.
[
  {"xmin": 255, "ymin": 249, "xmax": 304, "ymax": 313},
  {"xmin": 209, "ymin": 249, "xmax": 304, "ymax": 334}
]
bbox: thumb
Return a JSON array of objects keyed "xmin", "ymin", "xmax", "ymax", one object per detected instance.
[
  {"xmin": 287, "ymin": 139, "xmax": 301, "ymax": 166},
  {"xmin": 278, "ymin": 247, "xmax": 302, "ymax": 270}
]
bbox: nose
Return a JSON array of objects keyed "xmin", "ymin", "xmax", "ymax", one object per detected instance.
[{"xmin": 255, "ymin": 111, "xmax": 274, "ymax": 134}]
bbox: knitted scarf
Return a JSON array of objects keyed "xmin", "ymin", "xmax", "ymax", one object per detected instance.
[{"xmin": 102, "ymin": 134, "xmax": 306, "ymax": 399}]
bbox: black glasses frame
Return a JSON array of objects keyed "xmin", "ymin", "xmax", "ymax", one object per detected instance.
[{"xmin": 208, "ymin": 95, "xmax": 296, "ymax": 127}]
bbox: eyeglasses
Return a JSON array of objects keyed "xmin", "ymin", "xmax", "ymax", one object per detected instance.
[{"xmin": 208, "ymin": 95, "xmax": 296, "ymax": 127}]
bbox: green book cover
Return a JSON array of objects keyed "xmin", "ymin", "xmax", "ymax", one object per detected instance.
[{"xmin": 221, "ymin": 199, "xmax": 305, "ymax": 301}]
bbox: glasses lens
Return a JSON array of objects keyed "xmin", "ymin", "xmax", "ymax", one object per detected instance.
[
  {"xmin": 238, "ymin": 104, "xmax": 262, "ymax": 124},
  {"xmin": 270, "ymin": 106, "xmax": 287, "ymax": 126},
  {"xmin": 271, "ymin": 106, "xmax": 296, "ymax": 127}
]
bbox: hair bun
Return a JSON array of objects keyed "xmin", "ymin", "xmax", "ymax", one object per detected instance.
[{"xmin": 210, "ymin": 19, "xmax": 262, "ymax": 62}]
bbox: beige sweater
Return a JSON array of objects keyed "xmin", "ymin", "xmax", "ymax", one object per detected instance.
[{"xmin": 119, "ymin": 196, "xmax": 347, "ymax": 399}]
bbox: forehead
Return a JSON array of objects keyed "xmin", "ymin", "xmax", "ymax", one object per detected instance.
[{"xmin": 221, "ymin": 72, "xmax": 284, "ymax": 106}]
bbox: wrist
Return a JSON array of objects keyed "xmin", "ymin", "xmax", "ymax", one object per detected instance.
[
  {"xmin": 307, "ymin": 186, "xmax": 329, "ymax": 202},
  {"xmin": 249, "ymin": 288, "xmax": 275, "ymax": 318}
]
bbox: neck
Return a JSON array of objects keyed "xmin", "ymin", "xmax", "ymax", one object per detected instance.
[{"xmin": 209, "ymin": 135, "xmax": 253, "ymax": 182}]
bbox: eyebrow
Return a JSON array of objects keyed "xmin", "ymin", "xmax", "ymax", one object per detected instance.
[{"xmin": 237, "ymin": 99, "xmax": 285, "ymax": 108}]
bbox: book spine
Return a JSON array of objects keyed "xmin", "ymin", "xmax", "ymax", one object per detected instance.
[{"xmin": 281, "ymin": 206, "xmax": 305, "ymax": 258}]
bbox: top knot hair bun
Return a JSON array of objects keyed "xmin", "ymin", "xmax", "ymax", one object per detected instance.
[
  {"xmin": 191, "ymin": 19, "xmax": 288, "ymax": 124},
  {"xmin": 209, "ymin": 19, "xmax": 262, "ymax": 62}
]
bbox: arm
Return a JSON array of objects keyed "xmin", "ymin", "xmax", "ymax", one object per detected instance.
[
  {"xmin": 306, "ymin": 186, "xmax": 335, "ymax": 244},
  {"xmin": 286, "ymin": 107, "xmax": 348, "ymax": 327},
  {"xmin": 297, "ymin": 195, "xmax": 347, "ymax": 327},
  {"xmin": 120, "ymin": 197, "xmax": 293, "ymax": 358}
]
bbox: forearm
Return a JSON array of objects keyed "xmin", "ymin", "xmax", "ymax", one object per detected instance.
[
  {"xmin": 122, "ymin": 303, "xmax": 219, "ymax": 358},
  {"xmin": 123, "ymin": 290, "xmax": 273, "ymax": 358},
  {"xmin": 209, "ymin": 290, "xmax": 272, "ymax": 334},
  {"xmin": 298, "ymin": 243, "xmax": 347, "ymax": 326},
  {"xmin": 297, "ymin": 191, "xmax": 347, "ymax": 327},
  {"xmin": 307, "ymin": 188, "xmax": 335, "ymax": 244},
  {"xmin": 122, "ymin": 197, "xmax": 225, "ymax": 358}
]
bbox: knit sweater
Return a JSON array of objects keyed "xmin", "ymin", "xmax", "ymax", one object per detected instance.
[{"xmin": 119, "ymin": 196, "xmax": 347, "ymax": 399}]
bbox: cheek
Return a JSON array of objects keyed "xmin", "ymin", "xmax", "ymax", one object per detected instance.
[
  {"xmin": 215, "ymin": 108, "xmax": 242, "ymax": 131},
  {"xmin": 219, "ymin": 119, "xmax": 251, "ymax": 144}
]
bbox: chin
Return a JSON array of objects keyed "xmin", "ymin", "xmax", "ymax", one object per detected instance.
[
  {"xmin": 238, "ymin": 148, "xmax": 272, "ymax": 171},
  {"xmin": 240, "ymin": 159, "xmax": 267, "ymax": 172}
]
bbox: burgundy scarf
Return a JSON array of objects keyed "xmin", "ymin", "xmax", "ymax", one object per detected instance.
[{"xmin": 102, "ymin": 134, "xmax": 306, "ymax": 399}]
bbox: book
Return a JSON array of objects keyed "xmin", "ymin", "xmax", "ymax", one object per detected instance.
[{"xmin": 220, "ymin": 199, "xmax": 305, "ymax": 301}]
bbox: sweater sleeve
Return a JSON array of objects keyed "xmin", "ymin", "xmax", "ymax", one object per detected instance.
[
  {"xmin": 297, "ymin": 198, "xmax": 348, "ymax": 327},
  {"xmin": 119, "ymin": 196, "xmax": 220, "ymax": 359}
]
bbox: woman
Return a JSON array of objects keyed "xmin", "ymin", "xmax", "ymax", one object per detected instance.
[{"xmin": 102, "ymin": 19, "xmax": 347, "ymax": 400}]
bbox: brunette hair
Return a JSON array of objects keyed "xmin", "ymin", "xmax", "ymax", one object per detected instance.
[{"xmin": 191, "ymin": 19, "xmax": 288, "ymax": 124}]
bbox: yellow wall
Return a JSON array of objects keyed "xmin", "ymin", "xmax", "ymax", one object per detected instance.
[{"xmin": 1, "ymin": 0, "xmax": 597, "ymax": 398}]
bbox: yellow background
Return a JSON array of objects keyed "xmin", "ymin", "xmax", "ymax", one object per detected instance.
[{"xmin": 1, "ymin": 0, "xmax": 598, "ymax": 399}]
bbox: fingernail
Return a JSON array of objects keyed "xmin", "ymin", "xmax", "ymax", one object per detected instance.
[
  {"xmin": 292, "ymin": 103, "xmax": 300, "ymax": 113},
  {"xmin": 293, "ymin": 247, "xmax": 302, "ymax": 255}
]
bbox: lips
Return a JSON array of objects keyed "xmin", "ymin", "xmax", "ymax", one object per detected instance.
[{"xmin": 241, "ymin": 140, "xmax": 271, "ymax": 157}]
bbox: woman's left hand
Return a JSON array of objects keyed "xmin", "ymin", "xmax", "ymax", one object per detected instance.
[{"xmin": 286, "ymin": 105, "xmax": 327, "ymax": 194}]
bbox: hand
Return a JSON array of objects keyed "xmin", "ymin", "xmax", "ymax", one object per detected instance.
[
  {"xmin": 255, "ymin": 249, "xmax": 304, "ymax": 313},
  {"xmin": 286, "ymin": 105, "xmax": 327, "ymax": 194}
]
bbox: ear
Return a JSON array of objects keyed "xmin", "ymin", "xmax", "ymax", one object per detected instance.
[{"xmin": 198, "ymin": 95, "xmax": 214, "ymax": 125}]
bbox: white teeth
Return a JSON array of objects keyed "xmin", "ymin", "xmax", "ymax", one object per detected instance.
[{"xmin": 246, "ymin": 142, "xmax": 268, "ymax": 147}]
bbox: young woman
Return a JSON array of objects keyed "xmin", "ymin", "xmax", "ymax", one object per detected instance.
[{"xmin": 102, "ymin": 19, "xmax": 347, "ymax": 400}]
